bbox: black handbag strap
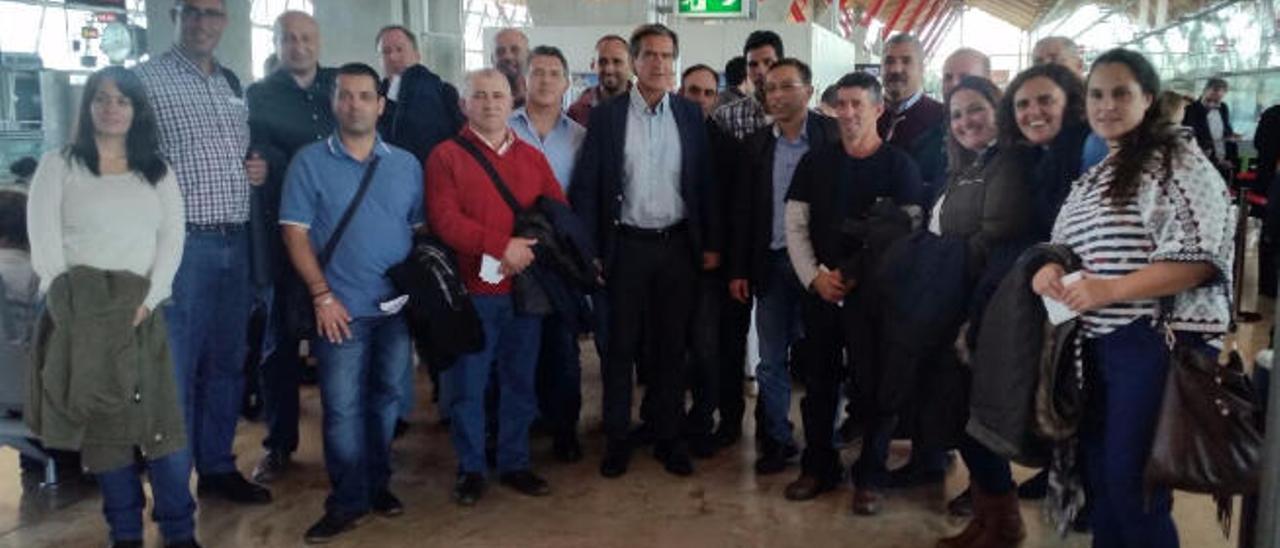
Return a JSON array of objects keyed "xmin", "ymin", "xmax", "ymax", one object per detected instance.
[
  {"xmin": 318, "ymin": 155, "xmax": 382, "ymax": 267},
  {"xmin": 451, "ymin": 135, "xmax": 524, "ymax": 216}
]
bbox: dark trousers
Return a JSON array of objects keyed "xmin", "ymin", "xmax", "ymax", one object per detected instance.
[
  {"xmin": 715, "ymin": 291, "xmax": 752, "ymax": 435},
  {"xmin": 536, "ymin": 312, "xmax": 583, "ymax": 438},
  {"xmin": 958, "ymin": 435, "xmax": 1015, "ymax": 495},
  {"xmin": 797, "ymin": 293, "xmax": 847, "ymax": 479},
  {"xmin": 1082, "ymin": 321, "xmax": 1179, "ymax": 548},
  {"xmin": 602, "ymin": 229, "xmax": 696, "ymax": 444},
  {"xmin": 684, "ymin": 271, "xmax": 724, "ymax": 437},
  {"xmin": 260, "ymin": 283, "xmax": 302, "ymax": 455}
]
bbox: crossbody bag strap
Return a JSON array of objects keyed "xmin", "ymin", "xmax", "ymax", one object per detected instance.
[
  {"xmin": 318, "ymin": 155, "xmax": 382, "ymax": 267},
  {"xmin": 451, "ymin": 135, "xmax": 523, "ymax": 216}
]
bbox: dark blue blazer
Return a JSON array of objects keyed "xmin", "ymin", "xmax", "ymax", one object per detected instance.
[{"xmin": 568, "ymin": 92, "xmax": 717, "ymax": 271}]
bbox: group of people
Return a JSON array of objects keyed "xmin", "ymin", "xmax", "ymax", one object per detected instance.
[{"xmin": 6, "ymin": 0, "xmax": 1247, "ymax": 546}]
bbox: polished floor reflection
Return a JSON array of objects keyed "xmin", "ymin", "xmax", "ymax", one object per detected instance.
[{"xmin": 2, "ymin": 248, "xmax": 1270, "ymax": 547}]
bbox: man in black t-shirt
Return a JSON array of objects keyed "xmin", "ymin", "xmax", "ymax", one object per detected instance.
[{"xmin": 780, "ymin": 72, "xmax": 922, "ymax": 516}]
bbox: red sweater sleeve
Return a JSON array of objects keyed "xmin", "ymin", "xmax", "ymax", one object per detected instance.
[{"xmin": 425, "ymin": 144, "xmax": 511, "ymax": 259}]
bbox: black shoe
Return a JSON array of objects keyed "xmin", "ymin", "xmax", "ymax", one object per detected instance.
[
  {"xmin": 687, "ymin": 434, "xmax": 720, "ymax": 459},
  {"xmin": 393, "ymin": 419, "xmax": 409, "ymax": 440},
  {"xmin": 553, "ymin": 434, "xmax": 584, "ymax": 463},
  {"xmin": 600, "ymin": 441, "xmax": 632, "ymax": 478},
  {"xmin": 753, "ymin": 440, "xmax": 799, "ymax": 475},
  {"xmin": 628, "ymin": 423, "xmax": 657, "ymax": 446},
  {"xmin": 946, "ymin": 487, "xmax": 973, "ymax": 517},
  {"xmin": 111, "ymin": 541, "xmax": 143, "ymax": 548},
  {"xmin": 372, "ymin": 490, "xmax": 404, "ymax": 517},
  {"xmin": 784, "ymin": 474, "xmax": 838, "ymax": 501},
  {"xmin": 499, "ymin": 470, "xmax": 551, "ymax": 496},
  {"xmin": 164, "ymin": 541, "xmax": 203, "ymax": 548},
  {"xmin": 1018, "ymin": 469, "xmax": 1049, "ymax": 500},
  {"xmin": 711, "ymin": 424, "xmax": 742, "ymax": 448},
  {"xmin": 304, "ymin": 512, "xmax": 365, "ymax": 544},
  {"xmin": 197, "ymin": 472, "xmax": 272, "ymax": 504},
  {"xmin": 886, "ymin": 462, "xmax": 945, "ymax": 488},
  {"xmin": 453, "ymin": 473, "xmax": 486, "ymax": 506},
  {"xmin": 251, "ymin": 450, "xmax": 290, "ymax": 484},
  {"xmin": 654, "ymin": 442, "xmax": 694, "ymax": 477}
]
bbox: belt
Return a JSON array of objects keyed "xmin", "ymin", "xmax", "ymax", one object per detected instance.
[
  {"xmin": 186, "ymin": 222, "xmax": 248, "ymax": 235},
  {"xmin": 617, "ymin": 221, "xmax": 688, "ymax": 240}
]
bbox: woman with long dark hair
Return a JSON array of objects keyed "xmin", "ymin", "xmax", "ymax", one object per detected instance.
[
  {"xmin": 27, "ymin": 66, "xmax": 196, "ymax": 548},
  {"xmin": 1032, "ymin": 48, "xmax": 1233, "ymax": 547}
]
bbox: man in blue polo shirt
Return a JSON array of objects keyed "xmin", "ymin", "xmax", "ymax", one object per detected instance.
[{"xmin": 279, "ymin": 62, "xmax": 423, "ymax": 544}]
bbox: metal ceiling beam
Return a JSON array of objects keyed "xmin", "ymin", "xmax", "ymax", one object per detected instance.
[
  {"xmin": 882, "ymin": 0, "xmax": 915, "ymax": 38},
  {"xmin": 912, "ymin": 0, "xmax": 947, "ymax": 33},
  {"xmin": 1120, "ymin": 0, "xmax": 1245, "ymax": 45},
  {"xmin": 859, "ymin": 0, "xmax": 889, "ymax": 27},
  {"xmin": 901, "ymin": 0, "xmax": 932, "ymax": 33}
]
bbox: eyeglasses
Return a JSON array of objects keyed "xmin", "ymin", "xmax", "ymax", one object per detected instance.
[
  {"xmin": 763, "ymin": 81, "xmax": 807, "ymax": 94},
  {"xmin": 177, "ymin": 6, "xmax": 227, "ymax": 22}
]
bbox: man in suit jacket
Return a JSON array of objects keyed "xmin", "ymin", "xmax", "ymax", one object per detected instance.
[
  {"xmin": 1184, "ymin": 78, "xmax": 1240, "ymax": 179},
  {"xmin": 729, "ymin": 59, "xmax": 839, "ymax": 477},
  {"xmin": 376, "ymin": 25, "xmax": 465, "ymax": 164},
  {"xmin": 569, "ymin": 23, "xmax": 718, "ymax": 479}
]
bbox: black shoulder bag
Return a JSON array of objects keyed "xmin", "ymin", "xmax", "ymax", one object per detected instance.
[
  {"xmin": 283, "ymin": 156, "xmax": 382, "ymax": 338},
  {"xmin": 449, "ymin": 135, "xmax": 556, "ymax": 315}
]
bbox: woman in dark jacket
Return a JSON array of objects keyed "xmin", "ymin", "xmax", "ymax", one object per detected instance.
[{"xmin": 939, "ymin": 66, "xmax": 1090, "ymax": 548}]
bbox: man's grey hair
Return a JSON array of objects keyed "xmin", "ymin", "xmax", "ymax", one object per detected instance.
[
  {"xmin": 945, "ymin": 47, "xmax": 991, "ymax": 75},
  {"xmin": 272, "ymin": 10, "xmax": 316, "ymax": 42},
  {"xmin": 884, "ymin": 33, "xmax": 924, "ymax": 58},
  {"xmin": 1033, "ymin": 36, "xmax": 1080, "ymax": 58},
  {"xmin": 462, "ymin": 68, "xmax": 511, "ymax": 97}
]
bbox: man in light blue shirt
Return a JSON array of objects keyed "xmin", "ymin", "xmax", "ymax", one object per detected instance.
[
  {"xmin": 621, "ymin": 85, "xmax": 685, "ymax": 228},
  {"xmin": 509, "ymin": 46, "xmax": 585, "ymax": 188},
  {"xmin": 507, "ymin": 45, "xmax": 591, "ymax": 462}
]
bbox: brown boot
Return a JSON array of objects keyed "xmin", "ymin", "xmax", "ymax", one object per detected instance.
[
  {"xmin": 970, "ymin": 489, "xmax": 1025, "ymax": 548},
  {"xmin": 937, "ymin": 485, "xmax": 986, "ymax": 548}
]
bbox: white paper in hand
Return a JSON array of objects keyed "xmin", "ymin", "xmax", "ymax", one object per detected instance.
[
  {"xmin": 1042, "ymin": 271, "xmax": 1084, "ymax": 325},
  {"xmin": 480, "ymin": 254, "xmax": 505, "ymax": 285}
]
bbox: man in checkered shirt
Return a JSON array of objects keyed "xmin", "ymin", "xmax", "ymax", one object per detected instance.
[
  {"xmin": 711, "ymin": 30, "xmax": 782, "ymax": 141},
  {"xmin": 136, "ymin": 0, "xmax": 272, "ymax": 506}
]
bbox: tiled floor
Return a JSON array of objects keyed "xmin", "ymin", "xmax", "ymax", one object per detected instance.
[{"xmin": 1, "ymin": 238, "xmax": 1270, "ymax": 548}]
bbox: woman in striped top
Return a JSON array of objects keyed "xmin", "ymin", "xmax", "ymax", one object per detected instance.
[{"xmin": 1031, "ymin": 49, "xmax": 1233, "ymax": 548}]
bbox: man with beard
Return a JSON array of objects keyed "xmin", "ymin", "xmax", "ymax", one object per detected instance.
[
  {"xmin": 713, "ymin": 31, "xmax": 783, "ymax": 141},
  {"xmin": 568, "ymin": 35, "xmax": 632, "ymax": 127},
  {"xmin": 493, "ymin": 28, "xmax": 530, "ymax": 109}
]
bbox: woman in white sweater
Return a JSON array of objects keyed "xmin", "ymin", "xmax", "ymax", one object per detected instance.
[{"xmin": 27, "ymin": 66, "xmax": 195, "ymax": 548}]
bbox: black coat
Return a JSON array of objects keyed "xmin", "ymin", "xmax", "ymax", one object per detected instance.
[
  {"xmin": 377, "ymin": 64, "xmax": 464, "ymax": 163},
  {"xmin": 569, "ymin": 92, "xmax": 718, "ymax": 272},
  {"xmin": 729, "ymin": 113, "xmax": 839, "ymax": 292},
  {"xmin": 967, "ymin": 243, "xmax": 1079, "ymax": 464},
  {"xmin": 1184, "ymin": 100, "xmax": 1239, "ymax": 168}
]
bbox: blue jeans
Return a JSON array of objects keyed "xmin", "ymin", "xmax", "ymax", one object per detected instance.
[
  {"xmin": 97, "ymin": 449, "xmax": 196, "ymax": 543},
  {"xmin": 1082, "ymin": 321, "xmax": 1179, "ymax": 548},
  {"xmin": 164, "ymin": 227, "xmax": 253, "ymax": 475},
  {"xmin": 398, "ymin": 356, "xmax": 416, "ymax": 419},
  {"xmin": 314, "ymin": 315, "xmax": 411, "ymax": 518},
  {"xmin": 754, "ymin": 250, "xmax": 802, "ymax": 446},
  {"xmin": 537, "ymin": 312, "xmax": 582, "ymax": 437},
  {"xmin": 442, "ymin": 295, "xmax": 542, "ymax": 473}
]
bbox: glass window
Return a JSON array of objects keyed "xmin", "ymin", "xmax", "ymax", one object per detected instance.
[
  {"xmin": 249, "ymin": 0, "xmax": 314, "ymax": 80},
  {"xmin": 462, "ymin": 0, "xmax": 531, "ymax": 72},
  {"xmin": 0, "ymin": 0, "xmax": 147, "ymax": 71}
]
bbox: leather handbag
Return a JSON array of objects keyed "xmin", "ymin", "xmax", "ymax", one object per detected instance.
[
  {"xmin": 282, "ymin": 156, "xmax": 382, "ymax": 338},
  {"xmin": 1144, "ymin": 328, "xmax": 1263, "ymax": 496}
]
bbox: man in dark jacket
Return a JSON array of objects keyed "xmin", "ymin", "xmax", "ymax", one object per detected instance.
[
  {"xmin": 1184, "ymin": 78, "xmax": 1240, "ymax": 179},
  {"xmin": 376, "ymin": 25, "xmax": 465, "ymax": 164},
  {"xmin": 730, "ymin": 59, "xmax": 839, "ymax": 476},
  {"xmin": 877, "ymin": 34, "xmax": 946, "ymax": 207},
  {"xmin": 570, "ymin": 24, "xmax": 718, "ymax": 479},
  {"xmin": 245, "ymin": 10, "xmax": 336, "ymax": 485}
]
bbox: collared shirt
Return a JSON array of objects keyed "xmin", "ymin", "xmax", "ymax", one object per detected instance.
[
  {"xmin": 1207, "ymin": 104, "xmax": 1226, "ymax": 159},
  {"xmin": 278, "ymin": 134, "xmax": 424, "ymax": 318},
  {"xmin": 713, "ymin": 94, "xmax": 770, "ymax": 141},
  {"xmin": 471, "ymin": 126, "xmax": 515, "ymax": 155},
  {"xmin": 247, "ymin": 67, "xmax": 337, "ymax": 217},
  {"xmin": 893, "ymin": 89, "xmax": 925, "ymax": 114},
  {"xmin": 567, "ymin": 82, "xmax": 630, "ymax": 127},
  {"xmin": 621, "ymin": 87, "xmax": 684, "ymax": 229},
  {"xmin": 136, "ymin": 47, "xmax": 252, "ymax": 226},
  {"xmin": 509, "ymin": 107, "xmax": 586, "ymax": 189},
  {"xmin": 771, "ymin": 121, "xmax": 810, "ymax": 249}
]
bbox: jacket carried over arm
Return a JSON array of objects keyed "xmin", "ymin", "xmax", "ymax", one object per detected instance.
[{"xmin": 27, "ymin": 267, "xmax": 186, "ymax": 473}]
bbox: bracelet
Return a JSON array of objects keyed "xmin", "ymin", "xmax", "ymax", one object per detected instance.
[{"xmin": 311, "ymin": 289, "xmax": 331, "ymax": 299}]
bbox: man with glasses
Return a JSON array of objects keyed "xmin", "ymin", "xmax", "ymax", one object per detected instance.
[
  {"xmin": 136, "ymin": 0, "xmax": 271, "ymax": 505},
  {"xmin": 730, "ymin": 59, "xmax": 838, "ymax": 476},
  {"xmin": 714, "ymin": 31, "xmax": 784, "ymax": 141}
]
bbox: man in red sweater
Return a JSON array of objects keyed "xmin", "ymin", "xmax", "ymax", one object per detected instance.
[{"xmin": 425, "ymin": 68, "xmax": 566, "ymax": 507}]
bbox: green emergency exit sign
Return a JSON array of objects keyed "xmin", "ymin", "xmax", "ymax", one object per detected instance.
[{"xmin": 678, "ymin": 0, "xmax": 748, "ymax": 18}]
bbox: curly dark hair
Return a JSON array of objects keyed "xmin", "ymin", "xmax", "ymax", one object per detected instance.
[
  {"xmin": 68, "ymin": 66, "xmax": 167, "ymax": 184},
  {"xmin": 996, "ymin": 63, "xmax": 1085, "ymax": 149},
  {"xmin": 1089, "ymin": 48, "xmax": 1182, "ymax": 203}
]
